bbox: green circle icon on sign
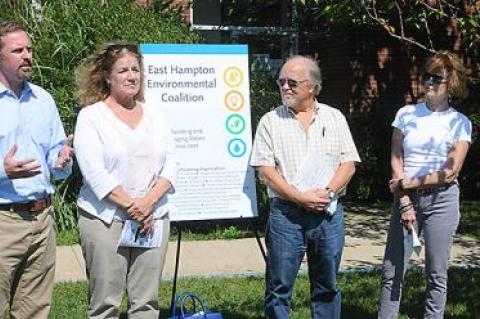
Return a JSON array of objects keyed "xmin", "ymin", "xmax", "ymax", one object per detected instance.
[{"xmin": 226, "ymin": 114, "xmax": 246, "ymax": 135}]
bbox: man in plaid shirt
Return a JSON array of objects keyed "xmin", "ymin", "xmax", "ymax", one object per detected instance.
[{"xmin": 250, "ymin": 55, "xmax": 360, "ymax": 319}]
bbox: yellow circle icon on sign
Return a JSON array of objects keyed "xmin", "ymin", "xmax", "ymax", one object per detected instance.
[
  {"xmin": 224, "ymin": 90, "xmax": 245, "ymax": 111},
  {"xmin": 223, "ymin": 67, "xmax": 243, "ymax": 87}
]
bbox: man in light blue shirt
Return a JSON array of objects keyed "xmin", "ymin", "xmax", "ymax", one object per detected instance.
[{"xmin": 0, "ymin": 20, "xmax": 73, "ymax": 319}]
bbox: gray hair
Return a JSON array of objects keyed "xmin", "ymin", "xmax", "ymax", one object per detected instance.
[{"xmin": 285, "ymin": 55, "xmax": 322, "ymax": 95}]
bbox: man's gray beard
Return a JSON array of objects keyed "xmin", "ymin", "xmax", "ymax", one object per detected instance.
[{"xmin": 282, "ymin": 96, "xmax": 297, "ymax": 109}]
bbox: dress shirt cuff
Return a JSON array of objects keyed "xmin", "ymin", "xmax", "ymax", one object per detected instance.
[
  {"xmin": 51, "ymin": 160, "xmax": 73, "ymax": 181},
  {"xmin": 47, "ymin": 146, "xmax": 72, "ymax": 180},
  {"xmin": 249, "ymin": 159, "xmax": 275, "ymax": 167},
  {"xmin": 340, "ymin": 154, "xmax": 361, "ymax": 164},
  {"xmin": 0, "ymin": 162, "xmax": 8, "ymax": 182}
]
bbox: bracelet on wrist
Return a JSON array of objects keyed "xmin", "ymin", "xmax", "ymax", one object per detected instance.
[
  {"xmin": 398, "ymin": 202, "xmax": 413, "ymax": 213},
  {"xmin": 398, "ymin": 202, "xmax": 412, "ymax": 210}
]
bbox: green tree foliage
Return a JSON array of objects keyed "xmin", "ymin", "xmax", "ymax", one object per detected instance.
[
  {"xmin": 300, "ymin": 0, "xmax": 480, "ymax": 53},
  {"xmin": 0, "ymin": 0, "xmax": 198, "ymax": 231}
]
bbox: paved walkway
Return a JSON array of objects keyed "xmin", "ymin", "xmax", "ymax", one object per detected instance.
[{"xmin": 55, "ymin": 208, "xmax": 480, "ymax": 283}]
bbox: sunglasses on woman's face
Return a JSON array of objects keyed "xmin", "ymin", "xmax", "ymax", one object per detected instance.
[
  {"xmin": 276, "ymin": 78, "xmax": 308, "ymax": 89},
  {"xmin": 424, "ymin": 72, "xmax": 447, "ymax": 86}
]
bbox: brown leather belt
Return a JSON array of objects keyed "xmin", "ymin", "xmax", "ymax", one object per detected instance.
[
  {"xmin": 0, "ymin": 196, "xmax": 52, "ymax": 214},
  {"xmin": 411, "ymin": 182, "xmax": 456, "ymax": 196}
]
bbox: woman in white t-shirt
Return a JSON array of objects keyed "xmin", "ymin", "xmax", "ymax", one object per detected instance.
[
  {"xmin": 74, "ymin": 43, "xmax": 176, "ymax": 318},
  {"xmin": 378, "ymin": 51, "xmax": 471, "ymax": 319}
]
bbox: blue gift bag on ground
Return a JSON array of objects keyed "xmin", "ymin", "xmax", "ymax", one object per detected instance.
[{"xmin": 170, "ymin": 291, "xmax": 223, "ymax": 319}]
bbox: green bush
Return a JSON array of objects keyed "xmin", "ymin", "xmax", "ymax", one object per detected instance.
[
  {"xmin": 249, "ymin": 69, "xmax": 280, "ymax": 223},
  {"xmin": 1, "ymin": 0, "xmax": 198, "ymax": 231}
]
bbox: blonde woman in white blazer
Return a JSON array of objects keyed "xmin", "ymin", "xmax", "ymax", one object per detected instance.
[{"xmin": 74, "ymin": 42, "xmax": 176, "ymax": 319}]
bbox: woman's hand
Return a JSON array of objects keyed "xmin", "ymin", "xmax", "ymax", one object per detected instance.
[
  {"xmin": 140, "ymin": 213, "xmax": 155, "ymax": 235},
  {"xmin": 127, "ymin": 195, "xmax": 155, "ymax": 223},
  {"xmin": 400, "ymin": 207, "xmax": 416, "ymax": 230},
  {"xmin": 127, "ymin": 196, "xmax": 156, "ymax": 235},
  {"xmin": 389, "ymin": 178, "xmax": 405, "ymax": 195},
  {"xmin": 389, "ymin": 178, "xmax": 400, "ymax": 194}
]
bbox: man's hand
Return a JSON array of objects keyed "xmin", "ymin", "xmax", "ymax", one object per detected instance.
[
  {"xmin": 54, "ymin": 134, "xmax": 74, "ymax": 169},
  {"xmin": 3, "ymin": 144, "xmax": 41, "ymax": 179},
  {"xmin": 296, "ymin": 188, "xmax": 330, "ymax": 212}
]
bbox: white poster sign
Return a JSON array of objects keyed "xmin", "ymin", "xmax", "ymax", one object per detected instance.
[{"xmin": 141, "ymin": 44, "xmax": 258, "ymax": 221}]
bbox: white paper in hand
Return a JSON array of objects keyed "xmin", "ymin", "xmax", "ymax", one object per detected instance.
[
  {"xmin": 325, "ymin": 198, "xmax": 338, "ymax": 216},
  {"xmin": 408, "ymin": 228, "xmax": 422, "ymax": 256},
  {"xmin": 117, "ymin": 219, "xmax": 163, "ymax": 248},
  {"xmin": 293, "ymin": 151, "xmax": 337, "ymax": 192}
]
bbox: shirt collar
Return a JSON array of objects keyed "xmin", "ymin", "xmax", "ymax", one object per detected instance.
[
  {"xmin": 0, "ymin": 81, "xmax": 34, "ymax": 100},
  {"xmin": 285, "ymin": 101, "xmax": 321, "ymax": 117},
  {"xmin": 19, "ymin": 81, "xmax": 34, "ymax": 99},
  {"xmin": 0, "ymin": 81, "xmax": 9, "ymax": 97}
]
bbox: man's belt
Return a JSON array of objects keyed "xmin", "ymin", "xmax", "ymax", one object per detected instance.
[{"xmin": 0, "ymin": 196, "xmax": 52, "ymax": 214}]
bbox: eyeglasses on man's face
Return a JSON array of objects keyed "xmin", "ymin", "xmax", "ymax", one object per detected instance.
[
  {"xmin": 424, "ymin": 72, "xmax": 447, "ymax": 86},
  {"xmin": 276, "ymin": 78, "xmax": 309, "ymax": 89}
]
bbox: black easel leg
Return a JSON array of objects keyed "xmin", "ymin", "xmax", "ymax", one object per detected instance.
[
  {"xmin": 254, "ymin": 226, "xmax": 267, "ymax": 263},
  {"xmin": 169, "ymin": 224, "xmax": 182, "ymax": 315}
]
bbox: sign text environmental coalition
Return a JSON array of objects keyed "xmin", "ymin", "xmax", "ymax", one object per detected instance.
[{"xmin": 147, "ymin": 64, "xmax": 217, "ymax": 102}]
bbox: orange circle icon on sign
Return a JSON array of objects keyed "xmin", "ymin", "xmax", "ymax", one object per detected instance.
[{"xmin": 224, "ymin": 90, "xmax": 245, "ymax": 111}]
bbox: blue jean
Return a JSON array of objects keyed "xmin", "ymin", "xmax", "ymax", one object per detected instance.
[{"xmin": 265, "ymin": 198, "xmax": 345, "ymax": 319}]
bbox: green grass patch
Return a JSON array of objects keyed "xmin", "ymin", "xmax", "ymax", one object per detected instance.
[
  {"xmin": 56, "ymin": 229, "xmax": 80, "ymax": 246},
  {"xmin": 458, "ymin": 200, "xmax": 480, "ymax": 241},
  {"xmin": 170, "ymin": 225, "xmax": 256, "ymax": 241},
  {"xmin": 50, "ymin": 269, "xmax": 480, "ymax": 318}
]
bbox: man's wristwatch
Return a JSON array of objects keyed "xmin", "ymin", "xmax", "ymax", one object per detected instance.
[{"xmin": 326, "ymin": 187, "xmax": 336, "ymax": 200}]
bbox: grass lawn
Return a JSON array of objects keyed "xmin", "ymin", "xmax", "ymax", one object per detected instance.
[
  {"xmin": 50, "ymin": 269, "xmax": 480, "ymax": 318},
  {"xmin": 457, "ymin": 201, "xmax": 480, "ymax": 240}
]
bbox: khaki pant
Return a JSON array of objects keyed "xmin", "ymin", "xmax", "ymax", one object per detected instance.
[
  {"xmin": 78, "ymin": 208, "xmax": 169, "ymax": 319},
  {"xmin": 0, "ymin": 207, "xmax": 56, "ymax": 319}
]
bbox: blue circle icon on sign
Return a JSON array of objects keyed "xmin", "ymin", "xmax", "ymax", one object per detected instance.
[{"xmin": 227, "ymin": 138, "xmax": 247, "ymax": 158}]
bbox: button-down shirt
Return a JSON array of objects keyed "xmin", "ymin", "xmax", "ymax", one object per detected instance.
[
  {"xmin": 0, "ymin": 81, "xmax": 72, "ymax": 203},
  {"xmin": 250, "ymin": 102, "xmax": 361, "ymax": 198}
]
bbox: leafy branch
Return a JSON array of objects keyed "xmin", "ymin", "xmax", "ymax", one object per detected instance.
[{"xmin": 301, "ymin": 0, "xmax": 480, "ymax": 53}]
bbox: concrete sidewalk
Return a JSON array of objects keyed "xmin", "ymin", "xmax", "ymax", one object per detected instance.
[{"xmin": 54, "ymin": 209, "xmax": 480, "ymax": 283}]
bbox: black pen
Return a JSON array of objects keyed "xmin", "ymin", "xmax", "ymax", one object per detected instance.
[
  {"xmin": 322, "ymin": 127, "xmax": 325, "ymax": 137},
  {"xmin": 134, "ymin": 227, "xmax": 140, "ymax": 242}
]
